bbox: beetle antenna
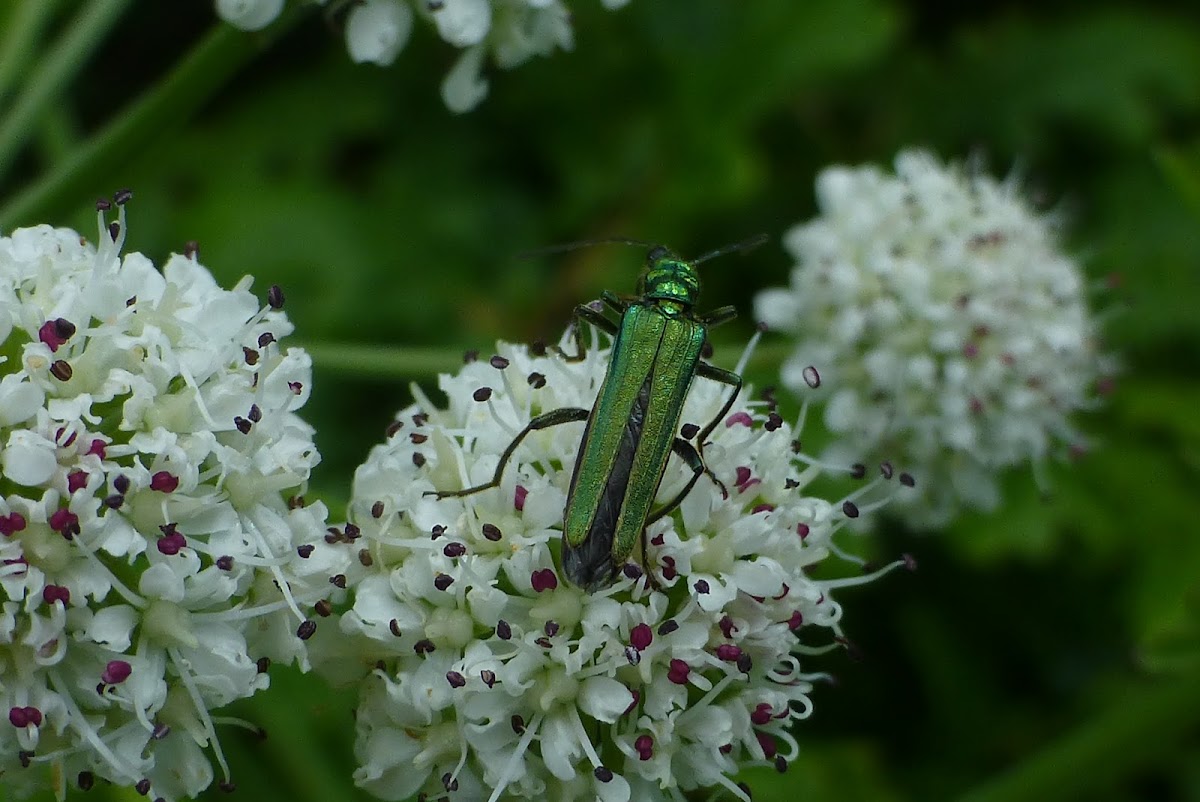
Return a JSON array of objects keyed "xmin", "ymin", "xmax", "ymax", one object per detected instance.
[
  {"xmin": 518, "ymin": 237, "xmax": 657, "ymax": 259},
  {"xmin": 692, "ymin": 233, "xmax": 769, "ymax": 266}
]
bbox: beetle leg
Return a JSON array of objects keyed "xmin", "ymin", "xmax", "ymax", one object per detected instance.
[
  {"xmin": 695, "ymin": 363, "xmax": 742, "ymax": 452},
  {"xmin": 555, "ymin": 294, "xmax": 624, "ymax": 362},
  {"xmin": 427, "ymin": 406, "xmax": 590, "ymax": 498},
  {"xmin": 700, "ymin": 305, "xmax": 737, "ymax": 329}
]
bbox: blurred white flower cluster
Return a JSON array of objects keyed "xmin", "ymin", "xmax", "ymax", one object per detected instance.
[
  {"xmin": 756, "ymin": 150, "xmax": 1116, "ymax": 528},
  {"xmin": 215, "ymin": 0, "xmax": 631, "ymax": 112},
  {"xmin": 0, "ymin": 196, "xmax": 348, "ymax": 800},
  {"xmin": 316, "ymin": 333, "xmax": 911, "ymax": 801}
]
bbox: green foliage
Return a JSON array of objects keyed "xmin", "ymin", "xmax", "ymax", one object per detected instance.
[{"xmin": 4, "ymin": 1, "xmax": 1199, "ymax": 801}]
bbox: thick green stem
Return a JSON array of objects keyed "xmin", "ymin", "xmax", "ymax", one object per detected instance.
[
  {"xmin": 0, "ymin": 0, "xmax": 69, "ymax": 106},
  {"xmin": 303, "ymin": 343, "xmax": 468, "ymax": 378},
  {"xmin": 302, "ymin": 341, "xmax": 794, "ymax": 380},
  {"xmin": 0, "ymin": 5, "xmax": 312, "ymax": 231},
  {"xmin": 0, "ymin": 0, "xmax": 132, "ymax": 183},
  {"xmin": 956, "ymin": 673, "xmax": 1200, "ymax": 802}
]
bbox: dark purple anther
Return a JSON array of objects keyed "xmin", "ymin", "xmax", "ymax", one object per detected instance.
[
  {"xmin": 267, "ymin": 285, "xmax": 285, "ymax": 309},
  {"xmin": 102, "ymin": 660, "xmax": 132, "ymax": 685},
  {"xmin": 715, "ymin": 644, "xmax": 742, "ymax": 662},
  {"xmin": 725, "ymin": 411, "xmax": 753, "ymax": 428},
  {"xmin": 629, "ymin": 623, "xmax": 652, "ymax": 651},
  {"xmin": 8, "ymin": 706, "xmax": 42, "ymax": 727},
  {"xmin": 150, "ymin": 472, "xmax": 179, "ymax": 492},
  {"xmin": 50, "ymin": 360, "xmax": 73, "ymax": 381},
  {"xmin": 49, "ymin": 509, "xmax": 79, "ymax": 539},
  {"xmin": 446, "ymin": 671, "xmax": 466, "ymax": 688},
  {"xmin": 157, "ymin": 532, "xmax": 187, "ymax": 555},
  {"xmin": 38, "ymin": 318, "xmax": 76, "ymax": 351},
  {"xmin": 531, "ymin": 568, "xmax": 558, "ymax": 592},
  {"xmin": 634, "ymin": 734, "xmax": 654, "ymax": 760},
  {"xmin": 0, "ymin": 512, "xmax": 27, "ymax": 535},
  {"xmin": 667, "ymin": 659, "xmax": 690, "ymax": 685}
]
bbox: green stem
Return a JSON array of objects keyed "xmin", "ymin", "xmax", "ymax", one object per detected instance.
[
  {"xmin": 956, "ymin": 672, "xmax": 1200, "ymax": 802},
  {"xmin": 302, "ymin": 340, "xmax": 795, "ymax": 380},
  {"xmin": 0, "ymin": 5, "xmax": 312, "ymax": 230},
  {"xmin": 0, "ymin": 0, "xmax": 132, "ymax": 184},
  {"xmin": 303, "ymin": 343, "xmax": 468, "ymax": 378},
  {"xmin": 0, "ymin": 0, "xmax": 69, "ymax": 106}
]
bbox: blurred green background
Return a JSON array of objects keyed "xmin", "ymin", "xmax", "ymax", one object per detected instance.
[{"xmin": 2, "ymin": 1, "xmax": 1199, "ymax": 800}]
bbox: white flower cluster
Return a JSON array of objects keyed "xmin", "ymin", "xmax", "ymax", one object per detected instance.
[
  {"xmin": 0, "ymin": 196, "xmax": 348, "ymax": 800},
  {"xmin": 755, "ymin": 150, "xmax": 1116, "ymax": 528},
  {"xmin": 317, "ymin": 333, "xmax": 911, "ymax": 801},
  {"xmin": 215, "ymin": 0, "xmax": 630, "ymax": 112}
]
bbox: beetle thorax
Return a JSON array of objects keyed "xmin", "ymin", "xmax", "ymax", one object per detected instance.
[{"xmin": 639, "ymin": 252, "xmax": 700, "ymax": 306}]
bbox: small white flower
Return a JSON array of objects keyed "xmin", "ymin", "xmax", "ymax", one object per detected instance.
[
  {"xmin": 0, "ymin": 196, "xmax": 351, "ymax": 800},
  {"xmin": 346, "ymin": 0, "xmax": 415, "ymax": 65},
  {"xmin": 216, "ymin": 0, "xmax": 619, "ymax": 111},
  {"xmin": 214, "ymin": 0, "xmax": 286, "ymax": 31},
  {"xmin": 317, "ymin": 328, "xmax": 912, "ymax": 800},
  {"xmin": 756, "ymin": 150, "xmax": 1117, "ymax": 528}
]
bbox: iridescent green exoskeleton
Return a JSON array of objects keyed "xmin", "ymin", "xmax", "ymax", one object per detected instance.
[{"xmin": 432, "ymin": 238, "xmax": 763, "ymax": 590}]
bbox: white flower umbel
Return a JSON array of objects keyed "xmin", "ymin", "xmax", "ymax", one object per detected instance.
[
  {"xmin": 213, "ymin": 0, "xmax": 624, "ymax": 112},
  {"xmin": 322, "ymin": 330, "xmax": 913, "ymax": 801},
  {"xmin": 0, "ymin": 194, "xmax": 348, "ymax": 801},
  {"xmin": 755, "ymin": 150, "xmax": 1117, "ymax": 528}
]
